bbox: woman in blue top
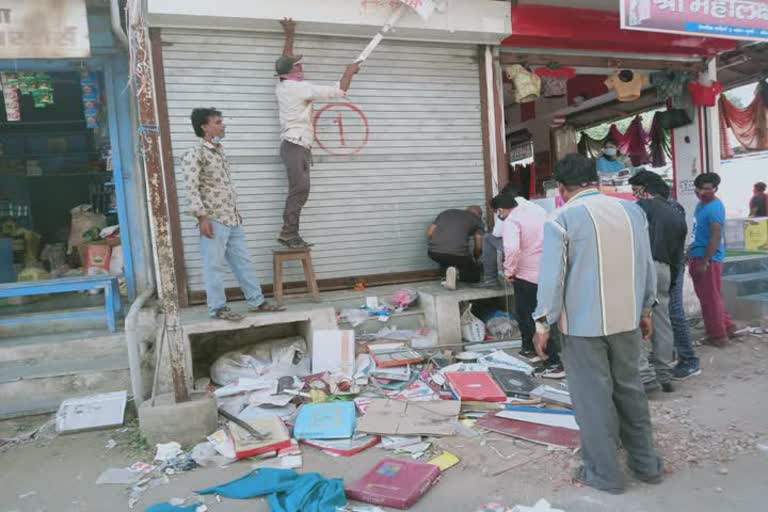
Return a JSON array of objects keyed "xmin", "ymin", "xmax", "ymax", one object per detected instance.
[{"xmin": 595, "ymin": 139, "xmax": 629, "ymax": 174}]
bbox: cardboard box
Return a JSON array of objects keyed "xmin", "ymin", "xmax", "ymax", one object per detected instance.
[{"xmin": 744, "ymin": 218, "xmax": 768, "ymax": 252}]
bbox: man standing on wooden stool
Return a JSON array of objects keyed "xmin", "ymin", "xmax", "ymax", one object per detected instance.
[
  {"xmin": 181, "ymin": 108, "xmax": 284, "ymax": 321},
  {"xmin": 275, "ymin": 18, "xmax": 361, "ymax": 249}
]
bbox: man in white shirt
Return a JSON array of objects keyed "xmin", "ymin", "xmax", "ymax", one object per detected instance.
[{"xmin": 276, "ymin": 18, "xmax": 360, "ymax": 249}]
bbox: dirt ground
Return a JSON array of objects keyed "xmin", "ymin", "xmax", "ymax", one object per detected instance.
[{"xmin": 2, "ymin": 327, "xmax": 768, "ymax": 512}]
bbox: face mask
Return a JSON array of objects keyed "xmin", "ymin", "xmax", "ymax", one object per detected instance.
[
  {"xmin": 212, "ymin": 136, "xmax": 223, "ymax": 144},
  {"xmin": 603, "ymin": 148, "xmax": 618, "ymax": 157},
  {"xmin": 281, "ymin": 70, "xmax": 305, "ymax": 82}
]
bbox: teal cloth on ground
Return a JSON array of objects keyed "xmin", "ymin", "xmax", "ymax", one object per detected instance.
[
  {"xmin": 196, "ymin": 468, "xmax": 346, "ymax": 512},
  {"xmin": 144, "ymin": 503, "xmax": 199, "ymax": 512}
]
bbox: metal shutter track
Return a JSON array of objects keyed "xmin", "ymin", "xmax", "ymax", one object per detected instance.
[{"xmin": 161, "ymin": 29, "xmax": 485, "ymax": 292}]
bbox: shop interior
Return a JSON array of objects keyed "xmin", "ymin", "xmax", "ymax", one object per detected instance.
[
  {"xmin": 0, "ymin": 69, "xmax": 125, "ymax": 311},
  {"xmin": 499, "ymin": 52, "xmax": 705, "ymax": 204}
]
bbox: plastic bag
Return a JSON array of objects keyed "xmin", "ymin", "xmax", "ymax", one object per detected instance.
[
  {"xmin": 210, "ymin": 337, "xmax": 310, "ymax": 386},
  {"xmin": 68, "ymin": 204, "xmax": 106, "ymax": 254},
  {"xmin": 461, "ymin": 305, "xmax": 486, "ymax": 343},
  {"xmin": 486, "ymin": 315, "xmax": 516, "ymax": 340}
]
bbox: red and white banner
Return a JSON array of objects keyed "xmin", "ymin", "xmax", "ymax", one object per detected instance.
[{"xmin": 620, "ymin": 0, "xmax": 768, "ymax": 41}]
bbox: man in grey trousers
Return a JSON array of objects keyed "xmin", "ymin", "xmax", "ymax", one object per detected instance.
[
  {"xmin": 275, "ymin": 18, "xmax": 360, "ymax": 248},
  {"xmin": 533, "ymin": 154, "xmax": 663, "ymax": 494}
]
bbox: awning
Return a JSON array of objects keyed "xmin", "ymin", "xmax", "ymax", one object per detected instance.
[{"xmin": 503, "ymin": 4, "xmax": 737, "ymax": 57}]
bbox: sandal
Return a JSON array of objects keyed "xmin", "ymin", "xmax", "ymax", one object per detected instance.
[
  {"xmin": 249, "ymin": 301, "xmax": 286, "ymax": 313},
  {"xmin": 212, "ymin": 306, "xmax": 244, "ymax": 322}
]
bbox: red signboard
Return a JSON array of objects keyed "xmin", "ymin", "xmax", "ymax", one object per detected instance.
[{"xmin": 621, "ymin": 0, "xmax": 768, "ymax": 41}]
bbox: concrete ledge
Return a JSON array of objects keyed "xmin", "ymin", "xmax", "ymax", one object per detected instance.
[
  {"xmin": 418, "ymin": 285, "xmax": 514, "ymax": 347},
  {"xmin": 138, "ymin": 392, "xmax": 218, "ymax": 446}
]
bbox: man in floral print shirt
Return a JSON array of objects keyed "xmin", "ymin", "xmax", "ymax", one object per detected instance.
[{"xmin": 181, "ymin": 108, "xmax": 284, "ymax": 321}]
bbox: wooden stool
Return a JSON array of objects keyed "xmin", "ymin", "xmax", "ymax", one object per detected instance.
[{"xmin": 272, "ymin": 248, "xmax": 320, "ymax": 306}]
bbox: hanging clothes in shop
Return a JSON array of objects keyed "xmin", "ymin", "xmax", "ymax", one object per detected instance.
[
  {"xmin": 577, "ymin": 132, "xmax": 609, "ymax": 160},
  {"xmin": 719, "ymin": 82, "xmax": 768, "ymax": 153},
  {"xmin": 650, "ymin": 70, "xmax": 693, "ymax": 105},
  {"xmin": 577, "ymin": 115, "xmax": 666, "ymax": 166},
  {"xmin": 605, "ymin": 70, "xmax": 647, "ymax": 102},
  {"xmin": 534, "ymin": 66, "xmax": 576, "ymax": 98},
  {"xmin": 505, "ymin": 64, "xmax": 542, "ymax": 103},
  {"xmin": 622, "ymin": 116, "xmax": 651, "ymax": 166},
  {"xmin": 688, "ymin": 80, "xmax": 723, "ymax": 107},
  {"xmin": 718, "ymin": 101, "xmax": 736, "ymax": 160},
  {"xmin": 648, "ymin": 112, "xmax": 672, "ymax": 167},
  {"xmin": 567, "ymin": 74, "xmax": 609, "ymax": 106}
]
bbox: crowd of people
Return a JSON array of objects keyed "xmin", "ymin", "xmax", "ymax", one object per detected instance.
[{"xmin": 426, "ymin": 152, "xmax": 750, "ymax": 494}]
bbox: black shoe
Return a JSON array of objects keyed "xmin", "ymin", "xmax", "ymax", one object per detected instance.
[
  {"xmin": 672, "ymin": 362, "xmax": 701, "ymax": 380},
  {"xmin": 661, "ymin": 381, "xmax": 674, "ymax": 393},
  {"xmin": 644, "ymin": 380, "xmax": 661, "ymax": 394}
]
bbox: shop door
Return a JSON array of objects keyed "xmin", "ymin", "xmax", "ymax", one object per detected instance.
[{"xmin": 159, "ymin": 29, "xmax": 487, "ymax": 296}]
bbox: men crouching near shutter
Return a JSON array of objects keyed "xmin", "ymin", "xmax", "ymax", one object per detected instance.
[
  {"xmin": 181, "ymin": 108, "xmax": 284, "ymax": 321},
  {"xmin": 275, "ymin": 18, "xmax": 361, "ymax": 249}
]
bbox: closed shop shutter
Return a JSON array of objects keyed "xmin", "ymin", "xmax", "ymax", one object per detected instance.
[{"xmin": 160, "ymin": 29, "xmax": 486, "ymax": 295}]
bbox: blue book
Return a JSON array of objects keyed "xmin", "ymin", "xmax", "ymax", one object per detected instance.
[{"xmin": 293, "ymin": 401, "xmax": 356, "ymax": 440}]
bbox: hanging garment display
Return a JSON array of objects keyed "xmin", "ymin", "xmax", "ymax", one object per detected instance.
[
  {"xmin": 604, "ymin": 69, "xmax": 647, "ymax": 102},
  {"xmin": 657, "ymin": 108, "xmax": 692, "ymax": 130},
  {"xmin": 648, "ymin": 112, "xmax": 671, "ymax": 168},
  {"xmin": 650, "ymin": 70, "xmax": 693, "ymax": 104},
  {"xmin": 505, "ymin": 64, "xmax": 542, "ymax": 104},
  {"xmin": 567, "ymin": 74, "xmax": 609, "ymax": 106},
  {"xmin": 577, "ymin": 115, "xmax": 670, "ymax": 167},
  {"xmin": 534, "ymin": 66, "xmax": 576, "ymax": 98},
  {"xmin": 719, "ymin": 82, "xmax": 768, "ymax": 153},
  {"xmin": 688, "ymin": 80, "xmax": 723, "ymax": 107},
  {"xmin": 718, "ymin": 101, "xmax": 736, "ymax": 161},
  {"xmin": 80, "ymin": 71, "xmax": 101, "ymax": 129},
  {"xmin": 622, "ymin": 116, "xmax": 650, "ymax": 166}
]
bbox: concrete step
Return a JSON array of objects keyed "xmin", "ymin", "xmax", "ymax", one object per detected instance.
[
  {"xmin": 723, "ymin": 255, "xmax": 768, "ymax": 277},
  {"xmin": 0, "ymin": 330, "xmax": 127, "ymax": 363},
  {"xmin": 722, "ymin": 271, "xmax": 768, "ymax": 306},
  {"xmin": 0, "ymin": 353, "xmax": 131, "ymax": 419},
  {"xmin": 0, "ymin": 306, "xmax": 122, "ymax": 338},
  {"xmin": 339, "ymin": 308, "xmax": 427, "ymax": 335},
  {"xmin": 733, "ymin": 292, "xmax": 768, "ymax": 324}
]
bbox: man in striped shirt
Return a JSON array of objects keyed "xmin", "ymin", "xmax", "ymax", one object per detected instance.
[{"xmin": 533, "ymin": 154, "xmax": 662, "ymax": 494}]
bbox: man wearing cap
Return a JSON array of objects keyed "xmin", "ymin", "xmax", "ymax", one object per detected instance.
[{"xmin": 276, "ymin": 18, "xmax": 361, "ymax": 249}]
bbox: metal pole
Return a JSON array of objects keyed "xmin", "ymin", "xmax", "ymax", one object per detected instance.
[{"xmin": 128, "ymin": 6, "xmax": 190, "ymax": 403}]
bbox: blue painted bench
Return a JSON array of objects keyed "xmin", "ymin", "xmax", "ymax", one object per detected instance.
[{"xmin": 0, "ymin": 274, "xmax": 123, "ymax": 333}]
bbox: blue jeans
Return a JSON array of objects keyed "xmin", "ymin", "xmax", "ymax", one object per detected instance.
[
  {"xmin": 200, "ymin": 220, "xmax": 265, "ymax": 316},
  {"xmin": 669, "ymin": 266, "xmax": 698, "ymax": 366}
]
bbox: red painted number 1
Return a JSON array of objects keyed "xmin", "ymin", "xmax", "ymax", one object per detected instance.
[{"xmin": 332, "ymin": 112, "xmax": 347, "ymax": 147}]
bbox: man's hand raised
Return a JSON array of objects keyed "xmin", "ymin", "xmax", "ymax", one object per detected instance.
[{"xmin": 280, "ymin": 17, "xmax": 296, "ymax": 34}]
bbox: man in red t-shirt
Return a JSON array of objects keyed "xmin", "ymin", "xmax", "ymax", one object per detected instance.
[{"xmin": 749, "ymin": 182, "xmax": 767, "ymax": 217}]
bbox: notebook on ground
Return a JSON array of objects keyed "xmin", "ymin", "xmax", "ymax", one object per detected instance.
[
  {"xmin": 346, "ymin": 458, "xmax": 441, "ymax": 509},
  {"xmin": 293, "ymin": 401, "xmax": 357, "ymax": 440},
  {"xmin": 445, "ymin": 371, "xmax": 507, "ymax": 402},
  {"xmin": 489, "ymin": 367, "xmax": 536, "ymax": 398}
]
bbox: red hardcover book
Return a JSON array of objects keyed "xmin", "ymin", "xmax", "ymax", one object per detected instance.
[
  {"xmin": 444, "ymin": 371, "xmax": 507, "ymax": 402},
  {"xmin": 476, "ymin": 413, "xmax": 580, "ymax": 449},
  {"xmin": 346, "ymin": 458, "xmax": 441, "ymax": 509}
]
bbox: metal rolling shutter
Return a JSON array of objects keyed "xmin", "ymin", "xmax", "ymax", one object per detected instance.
[{"xmin": 160, "ymin": 29, "xmax": 486, "ymax": 293}]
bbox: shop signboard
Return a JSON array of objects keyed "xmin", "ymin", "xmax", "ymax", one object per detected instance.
[
  {"xmin": 0, "ymin": 0, "xmax": 90, "ymax": 59},
  {"xmin": 620, "ymin": 0, "xmax": 768, "ymax": 41}
]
